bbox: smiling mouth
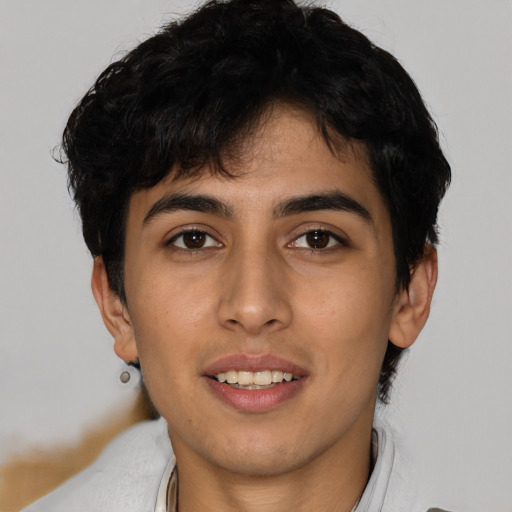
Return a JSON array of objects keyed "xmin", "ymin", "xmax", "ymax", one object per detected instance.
[{"xmin": 210, "ymin": 370, "xmax": 300, "ymax": 390}]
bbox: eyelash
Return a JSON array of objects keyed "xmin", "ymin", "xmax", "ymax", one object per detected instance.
[
  {"xmin": 166, "ymin": 228, "xmax": 347, "ymax": 253},
  {"xmin": 167, "ymin": 229, "xmax": 222, "ymax": 252},
  {"xmin": 289, "ymin": 229, "xmax": 348, "ymax": 251}
]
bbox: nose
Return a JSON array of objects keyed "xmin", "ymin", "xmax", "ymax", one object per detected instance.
[{"xmin": 217, "ymin": 247, "xmax": 293, "ymax": 335}]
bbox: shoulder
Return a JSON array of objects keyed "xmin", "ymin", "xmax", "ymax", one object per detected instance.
[
  {"xmin": 21, "ymin": 418, "xmax": 172, "ymax": 512},
  {"xmin": 366, "ymin": 421, "xmax": 455, "ymax": 512}
]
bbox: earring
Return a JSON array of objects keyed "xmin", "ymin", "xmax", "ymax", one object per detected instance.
[
  {"xmin": 120, "ymin": 358, "xmax": 140, "ymax": 384},
  {"xmin": 120, "ymin": 370, "xmax": 131, "ymax": 383}
]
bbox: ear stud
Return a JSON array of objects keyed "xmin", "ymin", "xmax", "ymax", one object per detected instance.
[{"xmin": 120, "ymin": 370, "xmax": 131, "ymax": 383}]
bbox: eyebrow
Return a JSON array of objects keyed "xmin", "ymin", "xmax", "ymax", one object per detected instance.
[
  {"xmin": 143, "ymin": 190, "xmax": 372, "ymax": 225},
  {"xmin": 144, "ymin": 193, "xmax": 233, "ymax": 224},
  {"xmin": 274, "ymin": 191, "xmax": 373, "ymax": 224}
]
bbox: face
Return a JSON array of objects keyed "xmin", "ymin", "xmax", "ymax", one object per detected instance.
[{"xmin": 114, "ymin": 106, "xmax": 402, "ymax": 476}]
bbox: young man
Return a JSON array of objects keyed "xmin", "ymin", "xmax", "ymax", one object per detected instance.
[{"xmin": 24, "ymin": 0, "xmax": 451, "ymax": 510}]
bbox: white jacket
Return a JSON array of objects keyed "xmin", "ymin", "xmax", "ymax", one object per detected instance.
[{"xmin": 22, "ymin": 418, "xmax": 449, "ymax": 512}]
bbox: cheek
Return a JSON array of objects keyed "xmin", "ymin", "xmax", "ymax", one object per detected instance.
[
  {"xmin": 129, "ymin": 259, "xmax": 217, "ymax": 327},
  {"xmin": 126, "ymin": 276, "xmax": 206, "ymax": 416},
  {"xmin": 295, "ymin": 269, "xmax": 393, "ymax": 375},
  {"xmin": 299, "ymin": 267, "xmax": 393, "ymax": 334},
  {"xmin": 126, "ymin": 267, "xmax": 216, "ymax": 374}
]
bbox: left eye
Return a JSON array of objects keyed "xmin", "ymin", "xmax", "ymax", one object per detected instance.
[
  {"xmin": 169, "ymin": 230, "xmax": 222, "ymax": 250},
  {"xmin": 292, "ymin": 230, "xmax": 341, "ymax": 249}
]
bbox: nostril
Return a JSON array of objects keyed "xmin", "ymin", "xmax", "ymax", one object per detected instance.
[{"xmin": 218, "ymin": 291, "xmax": 292, "ymax": 334}]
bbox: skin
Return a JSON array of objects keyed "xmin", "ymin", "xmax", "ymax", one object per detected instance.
[{"xmin": 93, "ymin": 105, "xmax": 437, "ymax": 512}]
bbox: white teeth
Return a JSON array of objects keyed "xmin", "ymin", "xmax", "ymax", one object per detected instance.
[
  {"xmin": 254, "ymin": 370, "xmax": 272, "ymax": 386},
  {"xmin": 214, "ymin": 370, "xmax": 298, "ymax": 386},
  {"xmin": 226, "ymin": 370, "xmax": 237, "ymax": 384},
  {"xmin": 271, "ymin": 370, "xmax": 284, "ymax": 383},
  {"xmin": 237, "ymin": 371, "xmax": 253, "ymax": 386}
]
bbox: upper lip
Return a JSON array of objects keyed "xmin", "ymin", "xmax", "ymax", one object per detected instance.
[{"xmin": 203, "ymin": 354, "xmax": 307, "ymax": 377}]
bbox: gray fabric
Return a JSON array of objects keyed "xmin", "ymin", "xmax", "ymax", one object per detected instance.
[
  {"xmin": 21, "ymin": 418, "xmax": 172, "ymax": 512},
  {"xmin": 22, "ymin": 418, "xmax": 454, "ymax": 512}
]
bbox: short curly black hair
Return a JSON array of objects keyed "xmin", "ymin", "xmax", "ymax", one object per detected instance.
[{"xmin": 62, "ymin": 0, "xmax": 451, "ymax": 402}]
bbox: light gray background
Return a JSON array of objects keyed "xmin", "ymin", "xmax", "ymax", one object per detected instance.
[{"xmin": 1, "ymin": 1, "xmax": 511, "ymax": 510}]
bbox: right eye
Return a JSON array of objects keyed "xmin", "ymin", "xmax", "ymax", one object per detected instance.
[
  {"xmin": 289, "ymin": 229, "xmax": 346, "ymax": 251},
  {"xmin": 168, "ymin": 230, "xmax": 222, "ymax": 250}
]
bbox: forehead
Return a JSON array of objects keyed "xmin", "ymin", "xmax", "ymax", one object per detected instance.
[{"xmin": 127, "ymin": 105, "xmax": 386, "ymax": 226}]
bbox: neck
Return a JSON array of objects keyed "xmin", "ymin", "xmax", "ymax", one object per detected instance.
[{"xmin": 172, "ymin": 416, "xmax": 374, "ymax": 512}]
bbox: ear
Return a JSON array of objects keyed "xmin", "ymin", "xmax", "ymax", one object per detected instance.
[
  {"xmin": 388, "ymin": 246, "xmax": 438, "ymax": 349},
  {"xmin": 91, "ymin": 257, "xmax": 139, "ymax": 362}
]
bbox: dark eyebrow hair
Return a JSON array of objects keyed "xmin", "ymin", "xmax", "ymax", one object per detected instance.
[
  {"xmin": 274, "ymin": 191, "xmax": 372, "ymax": 223},
  {"xmin": 144, "ymin": 193, "xmax": 233, "ymax": 224}
]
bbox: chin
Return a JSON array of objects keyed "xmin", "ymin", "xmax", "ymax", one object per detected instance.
[
  {"xmin": 214, "ymin": 451, "xmax": 306, "ymax": 477},
  {"xmin": 203, "ymin": 431, "xmax": 322, "ymax": 477}
]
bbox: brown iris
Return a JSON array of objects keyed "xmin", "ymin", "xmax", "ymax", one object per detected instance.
[
  {"xmin": 305, "ymin": 230, "xmax": 330, "ymax": 249},
  {"xmin": 182, "ymin": 231, "xmax": 207, "ymax": 249}
]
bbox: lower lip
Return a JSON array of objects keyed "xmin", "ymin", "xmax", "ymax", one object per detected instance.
[{"xmin": 204, "ymin": 377, "xmax": 306, "ymax": 412}]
